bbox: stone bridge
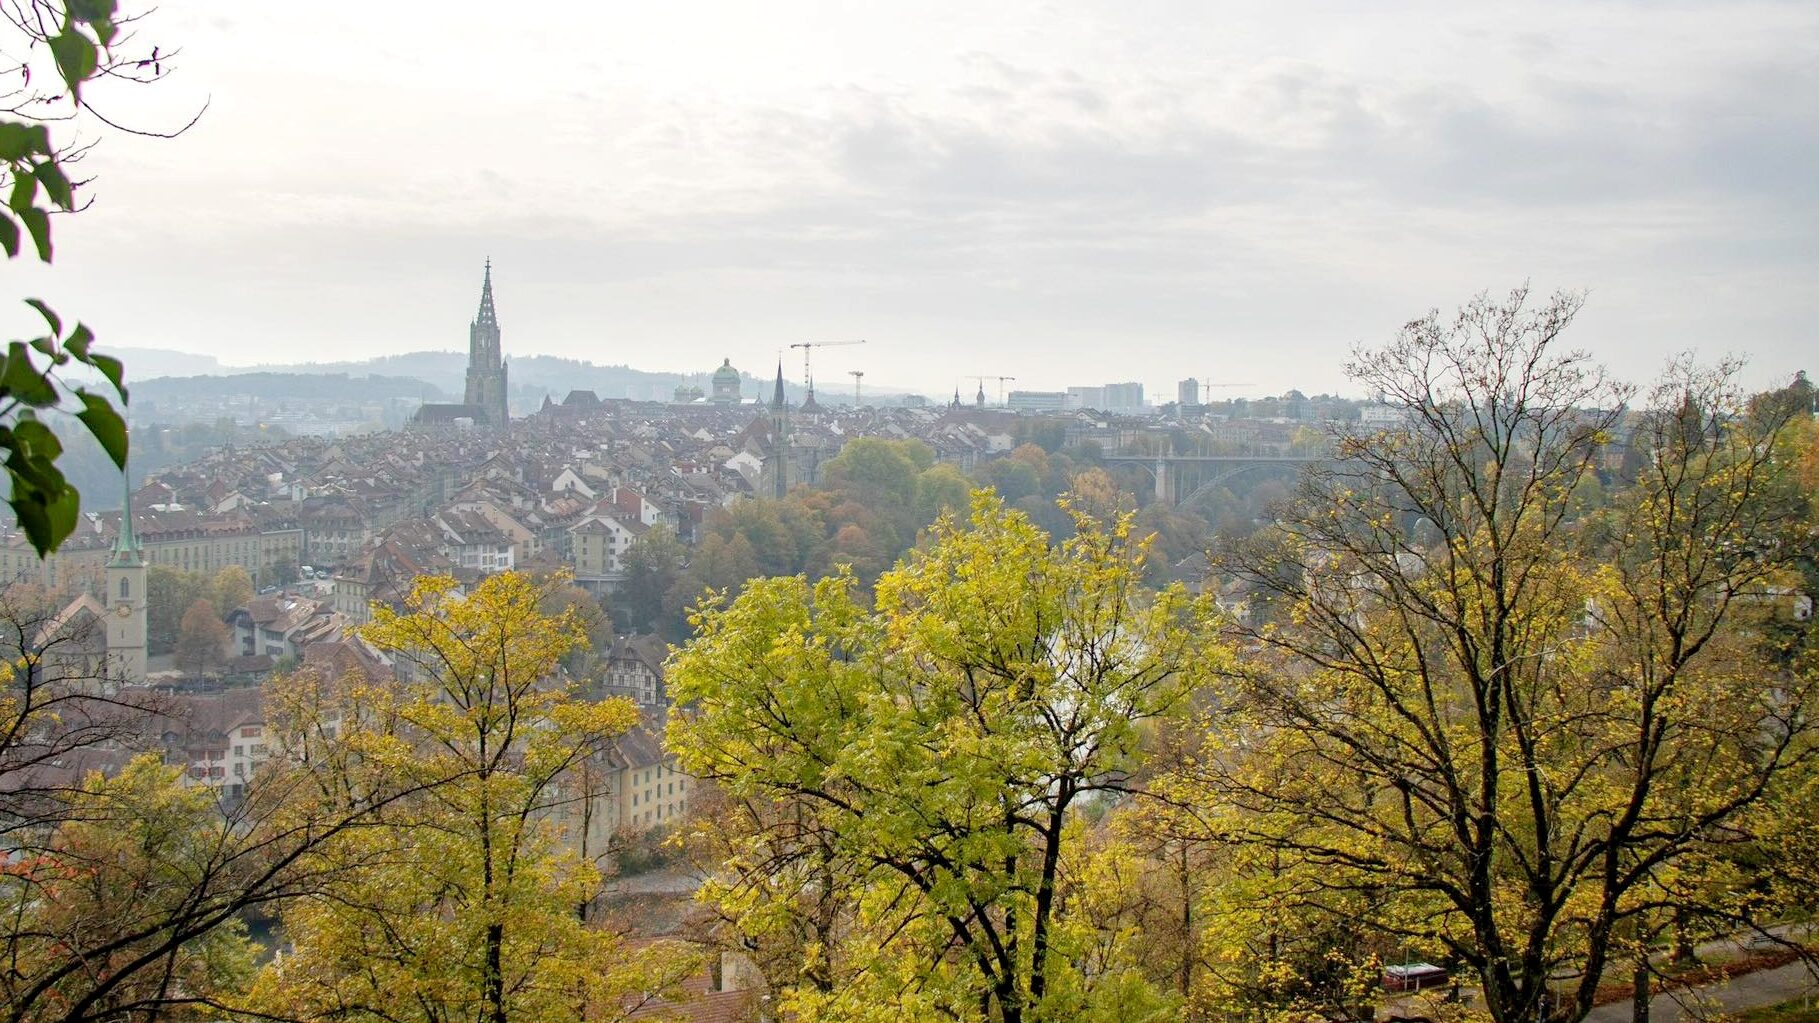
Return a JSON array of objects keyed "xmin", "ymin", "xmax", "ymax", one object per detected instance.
[{"xmin": 1100, "ymin": 453, "xmax": 1323, "ymax": 507}]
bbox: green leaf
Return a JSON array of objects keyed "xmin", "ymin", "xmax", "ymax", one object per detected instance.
[
  {"xmin": 48, "ymin": 32, "xmax": 99, "ymax": 96},
  {"xmin": 25, "ymin": 298, "xmax": 62, "ymax": 337},
  {"xmin": 64, "ymin": 322, "xmax": 93, "ymax": 360},
  {"xmin": 10, "ymin": 172, "xmax": 37, "ymax": 215},
  {"xmin": 12, "ymin": 416, "xmax": 64, "ymax": 461},
  {"xmin": 89, "ymin": 352, "xmax": 125, "ymax": 402},
  {"xmin": 9, "ymin": 457, "xmax": 80, "ymax": 556},
  {"xmin": 0, "ymin": 122, "xmax": 37, "ymax": 161},
  {"xmin": 7, "ymin": 422, "xmax": 66, "ymax": 517},
  {"xmin": 33, "ymin": 161, "xmax": 73, "ymax": 210},
  {"xmin": 0, "ymin": 213, "xmax": 17, "ymax": 258},
  {"xmin": 64, "ymin": 324, "xmax": 94, "ymax": 364},
  {"xmin": 11, "ymin": 489, "xmax": 56, "ymax": 555},
  {"xmin": 0, "ymin": 341, "xmax": 59, "ymax": 407},
  {"xmin": 44, "ymin": 479, "xmax": 80, "ymax": 544},
  {"xmin": 68, "ymin": 0, "xmax": 118, "ymax": 22},
  {"xmin": 19, "ymin": 206, "xmax": 50, "ymax": 262},
  {"xmin": 76, "ymin": 391, "xmax": 128, "ymax": 469}
]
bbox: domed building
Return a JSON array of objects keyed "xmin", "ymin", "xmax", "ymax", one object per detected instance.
[{"xmin": 710, "ymin": 358, "xmax": 742, "ymax": 405}]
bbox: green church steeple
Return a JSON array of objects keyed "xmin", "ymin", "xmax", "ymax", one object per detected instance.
[{"xmin": 108, "ymin": 481, "xmax": 143, "ymax": 567}]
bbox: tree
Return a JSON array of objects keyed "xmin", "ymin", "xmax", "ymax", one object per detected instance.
[
  {"xmin": 1, "ymin": 0, "xmax": 180, "ymax": 553},
  {"xmin": 0, "ymin": 670, "xmax": 450, "ymax": 1023},
  {"xmin": 980, "ymin": 456, "xmax": 1042, "ymax": 504},
  {"xmin": 822, "ymin": 437, "xmax": 930, "ymax": 551},
  {"xmin": 210, "ymin": 564, "xmax": 254, "ymax": 618},
  {"xmin": 913, "ymin": 462, "xmax": 973, "ymax": 527},
  {"xmin": 667, "ymin": 530, "xmax": 759, "ymax": 621},
  {"xmin": 668, "ymin": 493, "xmax": 1222, "ymax": 1022},
  {"xmin": 174, "ymin": 596, "xmax": 226, "ymax": 675},
  {"xmin": 1167, "ymin": 287, "xmax": 1817, "ymax": 1023},
  {"xmin": 719, "ymin": 499, "xmax": 801, "ymax": 577},
  {"xmin": 619, "ymin": 524, "xmax": 685, "ymax": 636},
  {"xmin": 1063, "ymin": 468, "xmax": 1129, "ymax": 524},
  {"xmin": 529, "ymin": 569, "xmax": 613, "ymax": 677},
  {"xmin": 1, "ymin": 757, "xmax": 260, "ymax": 1023},
  {"xmin": 145, "ymin": 565, "xmax": 207, "ymax": 655},
  {"xmin": 256, "ymin": 572, "xmax": 695, "ymax": 1023},
  {"xmin": 0, "ymin": 580, "xmax": 161, "ymax": 845}
]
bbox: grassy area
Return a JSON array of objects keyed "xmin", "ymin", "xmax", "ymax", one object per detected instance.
[
  {"xmin": 1593, "ymin": 948, "xmax": 1814, "ymax": 1007},
  {"xmin": 1730, "ymin": 996, "xmax": 1819, "ymax": 1023}
]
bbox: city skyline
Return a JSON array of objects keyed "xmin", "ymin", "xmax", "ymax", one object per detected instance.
[{"xmin": 4, "ymin": 1, "xmax": 1814, "ymax": 398}]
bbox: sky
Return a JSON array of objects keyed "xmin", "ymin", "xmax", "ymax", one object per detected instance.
[{"xmin": 8, "ymin": 0, "xmax": 1816, "ymax": 400}]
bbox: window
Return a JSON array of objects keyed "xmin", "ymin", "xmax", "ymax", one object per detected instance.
[{"xmin": 119, "ymin": 576, "xmax": 129, "ymax": 600}]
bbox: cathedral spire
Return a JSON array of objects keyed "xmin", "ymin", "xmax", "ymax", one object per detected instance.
[
  {"xmin": 475, "ymin": 258, "xmax": 498, "ymax": 330},
  {"xmin": 465, "ymin": 260, "xmax": 509, "ymax": 431},
  {"xmin": 770, "ymin": 359, "xmax": 789, "ymax": 499}
]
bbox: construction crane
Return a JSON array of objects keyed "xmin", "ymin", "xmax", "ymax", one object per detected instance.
[
  {"xmin": 1201, "ymin": 380, "xmax": 1253, "ymax": 403},
  {"xmin": 849, "ymin": 370, "xmax": 865, "ymax": 406},
  {"xmin": 788, "ymin": 340, "xmax": 866, "ymax": 395},
  {"xmin": 966, "ymin": 376, "xmax": 1017, "ymax": 406}
]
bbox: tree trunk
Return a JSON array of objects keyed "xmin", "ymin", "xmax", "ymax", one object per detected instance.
[
  {"xmin": 486, "ymin": 921, "xmax": 507, "ymax": 1023},
  {"xmin": 1631, "ymin": 949, "xmax": 1650, "ymax": 1023}
]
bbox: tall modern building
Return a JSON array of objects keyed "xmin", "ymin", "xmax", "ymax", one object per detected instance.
[
  {"xmin": 1006, "ymin": 390, "xmax": 1068, "ymax": 411},
  {"xmin": 464, "ymin": 261, "xmax": 510, "ymax": 431},
  {"xmin": 1102, "ymin": 381, "xmax": 1145, "ymax": 412}
]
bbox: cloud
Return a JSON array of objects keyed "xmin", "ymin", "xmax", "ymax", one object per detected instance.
[{"xmin": 32, "ymin": 0, "xmax": 1818, "ymax": 396}]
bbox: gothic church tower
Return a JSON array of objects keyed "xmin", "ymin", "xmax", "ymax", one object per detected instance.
[
  {"xmin": 769, "ymin": 359, "xmax": 789, "ymax": 498},
  {"xmin": 464, "ymin": 260, "xmax": 510, "ymax": 431},
  {"xmin": 106, "ymin": 485, "xmax": 147, "ymax": 686}
]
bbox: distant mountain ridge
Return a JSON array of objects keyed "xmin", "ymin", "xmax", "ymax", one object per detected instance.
[
  {"xmin": 111, "ymin": 348, "xmax": 843, "ymax": 405},
  {"xmin": 132, "ymin": 372, "xmax": 451, "ymax": 404}
]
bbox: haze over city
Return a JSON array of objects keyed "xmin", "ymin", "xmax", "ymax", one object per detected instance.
[
  {"xmin": 9, "ymin": 3, "xmax": 1819, "ymax": 1022},
  {"xmin": 5, "ymin": 0, "xmax": 1814, "ymax": 398}
]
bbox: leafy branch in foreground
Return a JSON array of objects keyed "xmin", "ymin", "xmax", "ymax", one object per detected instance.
[{"xmin": 2, "ymin": 0, "xmax": 190, "ymax": 552}]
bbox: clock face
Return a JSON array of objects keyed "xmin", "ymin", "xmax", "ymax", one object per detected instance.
[{"xmin": 115, "ymin": 603, "xmax": 133, "ymax": 619}]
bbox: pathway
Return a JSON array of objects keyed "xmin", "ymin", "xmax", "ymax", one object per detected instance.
[{"xmin": 1586, "ymin": 958, "xmax": 1818, "ymax": 1022}]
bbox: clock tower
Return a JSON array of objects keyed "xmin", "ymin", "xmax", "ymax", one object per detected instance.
[{"xmin": 106, "ymin": 483, "xmax": 147, "ymax": 686}]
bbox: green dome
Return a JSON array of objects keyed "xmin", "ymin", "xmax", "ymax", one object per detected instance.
[{"xmin": 713, "ymin": 358, "xmax": 740, "ymax": 384}]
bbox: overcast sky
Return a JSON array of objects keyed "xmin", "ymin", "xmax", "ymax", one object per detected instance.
[{"xmin": 9, "ymin": 0, "xmax": 1815, "ymax": 400}]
